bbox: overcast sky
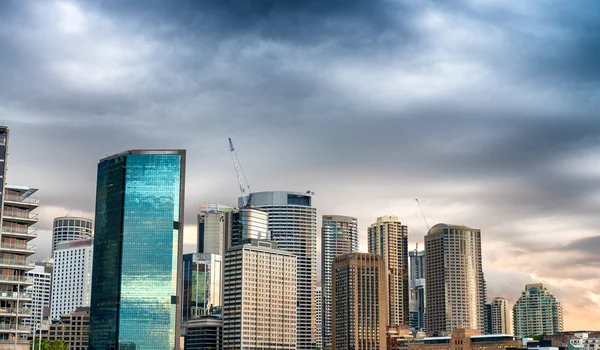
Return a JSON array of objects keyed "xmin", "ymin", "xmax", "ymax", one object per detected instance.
[{"xmin": 2, "ymin": 0, "xmax": 599, "ymax": 329}]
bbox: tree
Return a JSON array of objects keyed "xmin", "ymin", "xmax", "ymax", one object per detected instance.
[{"xmin": 48, "ymin": 340, "xmax": 68, "ymax": 350}]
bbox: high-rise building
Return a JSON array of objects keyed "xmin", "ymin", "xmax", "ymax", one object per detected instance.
[
  {"xmin": 185, "ymin": 316, "xmax": 223, "ymax": 350},
  {"xmin": 0, "ymin": 126, "xmax": 8, "ymax": 222},
  {"xmin": 51, "ymin": 238, "xmax": 93, "ymax": 321},
  {"xmin": 513, "ymin": 283, "xmax": 563, "ymax": 337},
  {"xmin": 239, "ymin": 191, "xmax": 317, "ymax": 350},
  {"xmin": 181, "ymin": 253, "xmax": 222, "ymax": 323},
  {"xmin": 24, "ymin": 263, "xmax": 52, "ymax": 332},
  {"xmin": 48, "ymin": 307, "xmax": 90, "ymax": 350},
  {"xmin": 197, "ymin": 204, "xmax": 233, "ymax": 257},
  {"xmin": 89, "ymin": 150, "xmax": 185, "ymax": 350},
  {"xmin": 223, "ymin": 239, "xmax": 297, "ymax": 349},
  {"xmin": 321, "ymin": 215, "xmax": 358, "ymax": 348},
  {"xmin": 230, "ymin": 207, "xmax": 269, "ymax": 248},
  {"xmin": 409, "ymin": 250, "xmax": 425, "ymax": 285},
  {"xmin": 409, "ymin": 249, "xmax": 426, "ymax": 332},
  {"xmin": 488, "ymin": 297, "xmax": 510, "ymax": 334},
  {"xmin": 51, "ymin": 217, "xmax": 93, "ymax": 255},
  {"xmin": 425, "ymin": 224, "xmax": 486, "ymax": 336},
  {"xmin": 368, "ymin": 215, "xmax": 409, "ymax": 326},
  {"xmin": 484, "ymin": 303, "xmax": 492, "ymax": 335},
  {"xmin": 315, "ymin": 285, "xmax": 322, "ymax": 349},
  {"xmin": 331, "ymin": 253, "xmax": 388, "ymax": 350},
  {"xmin": 1, "ymin": 184, "xmax": 39, "ymax": 345}
]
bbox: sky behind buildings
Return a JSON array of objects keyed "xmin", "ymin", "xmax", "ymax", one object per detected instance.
[{"xmin": 1, "ymin": 0, "xmax": 599, "ymax": 328}]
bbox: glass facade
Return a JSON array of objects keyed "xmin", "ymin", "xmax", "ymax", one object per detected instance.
[
  {"xmin": 0, "ymin": 126, "xmax": 7, "ymax": 222},
  {"xmin": 230, "ymin": 207, "xmax": 269, "ymax": 248},
  {"xmin": 181, "ymin": 253, "xmax": 222, "ymax": 323},
  {"xmin": 90, "ymin": 150, "xmax": 185, "ymax": 350}
]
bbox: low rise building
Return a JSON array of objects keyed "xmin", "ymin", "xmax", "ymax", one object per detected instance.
[
  {"xmin": 569, "ymin": 333, "xmax": 600, "ymax": 350},
  {"xmin": 47, "ymin": 307, "xmax": 89, "ymax": 350},
  {"xmin": 185, "ymin": 315, "xmax": 222, "ymax": 350},
  {"xmin": 408, "ymin": 328, "xmax": 521, "ymax": 350}
]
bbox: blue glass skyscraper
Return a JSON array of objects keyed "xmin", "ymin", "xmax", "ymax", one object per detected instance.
[{"xmin": 90, "ymin": 150, "xmax": 186, "ymax": 350}]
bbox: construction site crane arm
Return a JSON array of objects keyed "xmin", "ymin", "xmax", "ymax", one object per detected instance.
[
  {"xmin": 415, "ymin": 198, "xmax": 430, "ymax": 232},
  {"xmin": 229, "ymin": 138, "xmax": 252, "ymax": 207}
]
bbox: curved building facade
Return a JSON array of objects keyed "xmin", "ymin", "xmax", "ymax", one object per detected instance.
[
  {"xmin": 52, "ymin": 217, "xmax": 93, "ymax": 254},
  {"xmin": 513, "ymin": 283, "xmax": 563, "ymax": 336},
  {"xmin": 425, "ymin": 223, "xmax": 485, "ymax": 336}
]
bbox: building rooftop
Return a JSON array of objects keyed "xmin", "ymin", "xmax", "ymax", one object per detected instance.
[
  {"xmin": 5, "ymin": 185, "xmax": 38, "ymax": 198},
  {"xmin": 428, "ymin": 223, "xmax": 479, "ymax": 234}
]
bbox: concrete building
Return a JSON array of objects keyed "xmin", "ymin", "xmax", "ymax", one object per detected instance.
[
  {"xmin": 568, "ymin": 332, "xmax": 600, "ymax": 350},
  {"xmin": 321, "ymin": 215, "xmax": 358, "ymax": 348},
  {"xmin": 50, "ymin": 238, "xmax": 93, "ymax": 321},
  {"xmin": 181, "ymin": 253, "xmax": 222, "ymax": 322},
  {"xmin": 239, "ymin": 191, "xmax": 317, "ymax": 350},
  {"xmin": 387, "ymin": 325, "xmax": 414, "ymax": 350},
  {"xmin": 513, "ymin": 283, "xmax": 563, "ymax": 337},
  {"xmin": 198, "ymin": 204, "xmax": 233, "ymax": 257},
  {"xmin": 89, "ymin": 150, "xmax": 185, "ymax": 350},
  {"xmin": 47, "ymin": 307, "xmax": 89, "ymax": 350},
  {"xmin": 223, "ymin": 239, "xmax": 297, "ymax": 349},
  {"xmin": 24, "ymin": 263, "xmax": 51, "ymax": 332},
  {"xmin": 425, "ymin": 224, "xmax": 486, "ymax": 336},
  {"xmin": 230, "ymin": 207, "xmax": 269, "ymax": 248},
  {"xmin": 51, "ymin": 217, "xmax": 93, "ymax": 256},
  {"xmin": 408, "ymin": 328, "xmax": 521, "ymax": 350},
  {"xmin": 315, "ymin": 285, "xmax": 322, "ymax": 349},
  {"xmin": 184, "ymin": 315, "xmax": 223, "ymax": 350},
  {"xmin": 368, "ymin": 215, "xmax": 409, "ymax": 327},
  {"xmin": 487, "ymin": 297, "xmax": 510, "ymax": 335},
  {"xmin": 332, "ymin": 253, "xmax": 388, "ymax": 350}
]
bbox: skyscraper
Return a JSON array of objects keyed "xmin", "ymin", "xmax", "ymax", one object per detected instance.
[
  {"xmin": 51, "ymin": 217, "xmax": 93, "ymax": 255},
  {"xmin": 368, "ymin": 215, "xmax": 409, "ymax": 326},
  {"xmin": 321, "ymin": 215, "xmax": 358, "ymax": 348},
  {"xmin": 425, "ymin": 224, "xmax": 486, "ymax": 336},
  {"xmin": 315, "ymin": 285, "xmax": 322, "ymax": 349},
  {"xmin": 181, "ymin": 253, "xmax": 222, "ymax": 322},
  {"xmin": 223, "ymin": 239, "xmax": 297, "ymax": 349},
  {"xmin": 239, "ymin": 191, "xmax": 317, "ymax": 350},
  {"xmin": 513, "ymin": 283, "xmax": 563, "ymax": 337},
  {"xmin": 197, "ymin": 204, "xmax": 233, "ymax": 256},
  {"xmin": 409, "ymin": 249, "xmax": 426, "ymax": 331},
  {"xmin": 24, "ymin": 263, "xmax": 52, "ymax": 332},
  {"xmin": 89, "ymin": 150, "xmax": 185, "ymax": 350},
  {"xmin": 51, "ymin": 238, "xmax": 94, "ymax": 320},
  {"xmin": 489, "ymin": 297, "xmax": 510, "ymax": 334},
  {"xmin": 409, "ymin": 250, "xmax": 425, "ymax": 285},
  {"xmin": 230, "ymin": 207, "xmax": 269, "ymax": 248},
  {"xmin": 332, "ymin": 253, "xmax": 388, "ymax": 350}
]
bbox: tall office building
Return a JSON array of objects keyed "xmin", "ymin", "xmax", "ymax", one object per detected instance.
[
  {"xmin": 51, "ymin": 217, "xmax": 93, "ymax": 255},
  {"xmin": 230, "ymin": 207, "xmax": 269, "ymax": 248},
  {"xmin": 368, "ymin": 215, "xmax": 409, "ymax": 326},
  {"xmin": 488, "ymin": 297, "xmax": 510, "ymax": 334},
  {"xmin": 409, "ymin": 249, "xmax": 426, "ymax": 331},
  {"xmin": 89, "ymin": 150, "xmax": 185, "ymax": 350},
  {"xmin": 51, "ymin": 238, "xmax": 93, "ymax": 320},
  {"xmin": 315, "ymin": 285, "xmax": 322, "ymax": 349},
  {"xmin": 240, "ymin": 191, "xmax": 317, "ymax": 350},
  {"xmin": 331, "ymin": 253, "xmax": 388, "ymax": 350},
  {"xmin": 24, "ymin": 263, "xmax": 52, "ymax": 332},
  {"xmin": 425, "ymin": 224, "xmax": 486, "ymax": 336},
  {"xmin": 197, "ymin": 204, "xmax": 233, "ymax": 256},
  {"xmin": 409, "ymin": 250, "xmax": 425, "ymax": 285},
  {"xmin": 223, "ymin": 239, "xmax": 297, "ymax": 349},
  {"xmin": 181, "ymin": 253, "xmax": 222, "ymax": 323},
  {"xmin": 513, "ymin": 284, "xmax": 563, "ymax": 337},
  {"xmin": 321, "ymin": 215, "xmax": 358, "ymax": 348}
]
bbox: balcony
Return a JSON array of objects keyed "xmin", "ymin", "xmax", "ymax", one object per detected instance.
[
  {"xmin": 1, "ymin": 211, "xmax": 38, "ymax": 224},
  {"xmin": 0, "ymin": 291, "xmax": 32, "ymax": 301},
  {"xmin": 0, "ymin": 258, "xmax": 35, "ymax": 270},
  {"xmin": 0, "ymin": 323, "xmax": 30, "ymax": 333},
  {"xmin": 0, "ymin": 275, "xmax": 33, "ymax": 285},
  {"xmin": 2, "ymin": 195, "xmax": 39, "ymax": 208},
  {"xmin": 0, "ymin": 307, "xmax": 31, "ymax": 317},
  {"xmin": 0, "ymin": 228, "xmax": 37, "ymax": 240},
  {"xmin": 0, "ymin": 243, "xmax": 35, "ymax": 256}
]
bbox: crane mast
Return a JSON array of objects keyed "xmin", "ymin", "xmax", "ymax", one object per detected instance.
[{"xmin": 229, "ymin": 138, "xmax": 252, "ymax": 207}]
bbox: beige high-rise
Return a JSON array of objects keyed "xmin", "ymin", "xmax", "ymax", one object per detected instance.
[
  {"xmin": 425, "ymin": 224, "xmax": 486, "ymax": 336},
  {"xmin": 368, "ymin": 215, "xmax": 409, "ymax": 326},
  {"xmin": 332, "ymin": 253, "xmax": 388, "ymax": 350},
  {"xmin": 223, "ymin": 239, "xmax": 297, "ymax": 350},
  {"xmin": 490, "ymin": 297, "xmax": 510, "ymax": 334}
]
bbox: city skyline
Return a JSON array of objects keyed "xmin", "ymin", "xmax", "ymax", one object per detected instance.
[{"xmin": 1, "ymin": 0, "xmax": 599, "ymax": 330}]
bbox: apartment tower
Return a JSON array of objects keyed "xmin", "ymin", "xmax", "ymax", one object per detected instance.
[
  {"xmin": 51, "ymin": 238, "xmax": 93, "ymax": 320},
  {"xmin": 89, "ymin": 150, "xmax": 185, "ymax": 350},
  {"xmin": 513, "ymin": 284, "xmax": 563, "ymax": 337},
  {"xmin": 321, "ymin": 215, "xmax": 358, "ymax": 348},
  {"xmin": 425, "ymin": 224, "xmax": 486, "ymax": 336},
  {"xmin": 488, "ymin": 297, "xmax": 510, "ymax": 334},
  {"xmin": 223, "ymin": 239, "xmax": 297, "ymax": 349},
  {"xmin": 368, "ymin": 215, "xmax": 409, "ymax": 326},
  {"xmin": 315, "ymin": 285, "xmax": 322, "ymax": 349},
  {"xmin": 23, "ymin": 263, "xmax": 51, "ymax": 332},
  {"xmin": 331, "ymin": 253, "xmax": 388, "ymax": 350},
  {"xmin": 239, "ymin": 191, "xmax": 317, "ymax": 349},
  {"xmin": 51, "ymin": 217, "xmax": 93, "ymax": 255}
]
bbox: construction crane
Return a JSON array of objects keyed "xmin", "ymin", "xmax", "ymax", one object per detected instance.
[
  {"xmin": 229, "ymin": 138, "xmax": 252, "ymax": 207},
  {"xmin": 415, "ymin": 198, "xmax": 430, "ymax": 232}
]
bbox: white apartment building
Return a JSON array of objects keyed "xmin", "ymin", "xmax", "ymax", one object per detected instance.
[
  {"xmin": 50, "ymin": 238, "xmax": 93, "ymax": 320},
  {"xmin": 24, "ymin": 264, "xmax": 51, "ymax": 332}
]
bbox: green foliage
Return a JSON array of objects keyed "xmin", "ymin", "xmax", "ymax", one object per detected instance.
[{"xmin": 30, "ymin": 339, "xmax": 68, "ymax": 350}]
